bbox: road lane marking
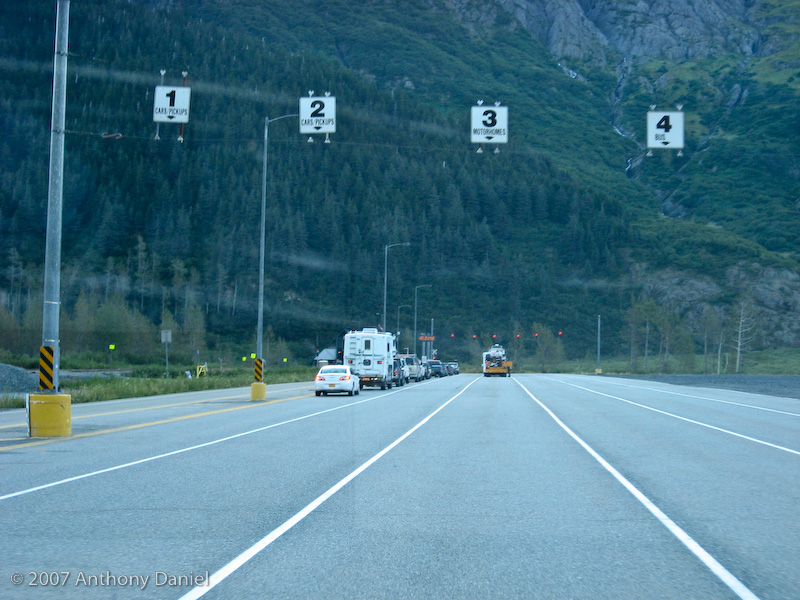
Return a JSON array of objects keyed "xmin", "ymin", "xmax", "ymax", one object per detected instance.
[
  {"xmin": 591, "ymin": 380, "xmax": 800, "ymax": 417},
  {"xmin": 0, "ymin": 393, "xmax": 311, "ymax": 452},
  {"xmin": 514, "ymin": 379, "xmax": 762, "ymax": 600},
  {"xmin": 0, "ymin": 394, "xmax": 250, "ymax": 430},
  {"xmin": 178, "ymin": 377, "xmax": 480, "ymax": 600},
  {"xmin": 0, "ymin": 388, "xmax": 408, "ymax": 501},
  {"xmin": 0, "ymin": 385, "xmax": 312, "ymax": 430},
  {"xmin": 549, "ymin": 378, "xmax": 800, "ymax": 456}
]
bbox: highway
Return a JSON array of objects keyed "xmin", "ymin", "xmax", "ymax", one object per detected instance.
[{"xmin": 1, "ymin": 374, "xmax": 798, "ymax": 600}]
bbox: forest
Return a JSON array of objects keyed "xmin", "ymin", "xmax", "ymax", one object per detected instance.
[{"xmin": 1, "ymin": 0, "xmax": 799, "ymax": 372}]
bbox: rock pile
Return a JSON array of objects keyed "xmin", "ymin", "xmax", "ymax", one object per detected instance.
[{"xmin": 0, "ymin": 364, "xmax": 37, "ymax": 394}]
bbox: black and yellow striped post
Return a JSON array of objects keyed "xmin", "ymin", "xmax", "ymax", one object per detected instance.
[
  {"xmin": 39, "ymin": 346, "xmax": 55, "ymax": 390},
  {"xmin": 28, "ymin": 346, "xmax": 71, "ymax": 437},
  {"xmin": 250, "ymin": 358, "xmax": 266, "ymax": 400}
]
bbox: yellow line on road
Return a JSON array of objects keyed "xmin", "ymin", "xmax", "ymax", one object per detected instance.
[
  {"xmin": 0, "ymin": 385, "xmax": 313, "ymax": 430},
  {"xmin": 0, "ymin": 395, "xmax": 246, "ymax": 430},
  {"xmin": 0, "ymin": 393, "xmax": 312, "ymax": 451}
]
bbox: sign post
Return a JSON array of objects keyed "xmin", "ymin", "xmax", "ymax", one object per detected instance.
[{"xmin": 161, "ymin": 329, "xmax": 172, "ymax": 378}]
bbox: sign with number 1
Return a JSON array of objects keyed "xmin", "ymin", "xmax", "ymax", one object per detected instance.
[{"xmin": 153, "ymin": 86, "xmax": 191, "ymax": 123}]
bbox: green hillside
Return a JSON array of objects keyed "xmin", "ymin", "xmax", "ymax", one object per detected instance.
[{"xmin": 1, "ymin": 0, "xmax": 799, "ymax": 370}]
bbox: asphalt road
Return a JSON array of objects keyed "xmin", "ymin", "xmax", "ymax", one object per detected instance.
[{"xmin": 1, "ymin": 375, "xmax": 798, "ymax": 600}]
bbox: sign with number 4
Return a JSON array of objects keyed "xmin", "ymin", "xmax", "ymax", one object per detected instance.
[{"xmin": 647, "ymin": 111, "xmax": 684, "ymax": 149}]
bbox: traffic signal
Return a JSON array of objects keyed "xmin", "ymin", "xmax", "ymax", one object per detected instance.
[
  {"xmin": 472, "ymin": 334, "xmax": 478, "ymax": 339},
  {"xmin": 515, "ymin": 334, "xmax": 521, "ymax": 338}
]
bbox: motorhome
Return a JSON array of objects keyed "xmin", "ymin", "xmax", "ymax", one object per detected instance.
[{"xmin": 343, "ymin": 328, "xmax": 396, "ymax": 389}]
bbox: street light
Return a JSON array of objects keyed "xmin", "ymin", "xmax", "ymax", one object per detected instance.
[
  {"xmin": 397, "ymin": 304, "xmax": 411, "ymax": 338},
  {"xmin": 254, "ymin": 113, "xmax": 297, "ymax": 399},
  {"xmin": 382, "ymin": 242, "xmax": 410, "ymax": 331},
  {"xmin": 414, "ymin": 284, "xmax": 432, "ymax": 356}
]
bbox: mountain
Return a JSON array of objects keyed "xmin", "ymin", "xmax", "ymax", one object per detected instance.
[{"xmin": 0, "ymin": 0, "xmax": 799, "ymax": 369}]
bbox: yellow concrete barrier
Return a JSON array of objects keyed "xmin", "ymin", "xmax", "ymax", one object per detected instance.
[
  {"xmin": 28, "ymin": 394, "xmax": 72, "ymax": 437},
  {"xmin": 250, "ymin": 382, "xmax": 267, "ymax": 401}
]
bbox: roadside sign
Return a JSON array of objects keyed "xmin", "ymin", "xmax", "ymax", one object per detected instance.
[
  {"xmin": 471, "ymin": 105, "xmax": 508, "ymax": 143},
  {"xmin": 299, "ymin": 96, "xmax": 336, "ymax": 134},
  {"xmin": 647, "ymin": 111, "xmax": 684, "ymax": 149},
  {"xmin": 153, "ymin": 86, "xmax": 191, "ymax": 123}
]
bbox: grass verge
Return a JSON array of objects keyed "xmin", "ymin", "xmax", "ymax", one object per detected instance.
[{"xmin": 0, "ymin": 366, "xmax": 318, "ymax": 409}]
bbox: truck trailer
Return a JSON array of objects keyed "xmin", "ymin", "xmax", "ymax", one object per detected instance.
[{"xmin": 483, "ymin": 344, "xmax": 512, "ymax": 377}]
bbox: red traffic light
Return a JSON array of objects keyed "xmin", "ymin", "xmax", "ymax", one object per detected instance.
[
  {"xmin": 515, "ymin": 334, "xmax": 521, "ymax": 338},
  {"xmin": 534, "ymin": 332, "xmax": 539, "ymax": 337},
  {"xmin": 450, "ymin": 333, "xmax": 455, "ymax": 338},
  {"xmin": 558, "ymin": 331, "xmax": 563, "ymax": 335},
  {"xmin": 492, "ymin": 334, "xmax": 497, "ymax": 338},
  {"xmin": 472, "ymin": 334, "xmax": 477, "ymax": 339}
]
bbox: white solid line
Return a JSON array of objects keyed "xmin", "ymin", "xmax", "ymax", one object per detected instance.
[
  {"xmin": 550, "ymin": 378, "xmax": 800, "ymax": 456},
  {"xmin": 0, "ymin": 391, "xmax": 400, "ymax": 502},
  {"xmin": 592, "ymin": 379, "xmax": 800, "ymax": 417},
  {"xmin": 178, "ymin": 377, "xmax": 480, "ymax": 600},
  {"xmin": 513, "ymin": 379, "xmax": 762, "ymax": 600}
]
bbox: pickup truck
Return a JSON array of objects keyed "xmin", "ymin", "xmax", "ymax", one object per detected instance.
[
  {"xmin": 397, "ymin": 354, "xmax": 423, "ymax": 382},
  {"xmin": 428, "ymin": 359, "xmax": 445, "ymax": 377}
]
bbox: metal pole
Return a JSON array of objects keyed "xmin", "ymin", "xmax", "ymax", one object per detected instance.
[
  {"xmin": 178, "ymin": 71, "xmax": 188, "ymax": 142},
  {"xmin": 256, "ymin": 116, "xmax": 268, "ymax": 367},
  {"xmin": 42, "ymin": 0, "xmax": 69, "ymax": 392},
  {"xmin": 596, "ymin": 314, "xmax": 602, "ymax": 373},
  {"xmin": 383, "ymin": 245, "xmax": 388, "ymax": 331},
  {"xmin": 154, "ymin": 69, "xmax": 165, "ymax": 140},
  {"xmin": 397, "ymin": 305, "xmax": 410, "ymax": 337},
  {"xmin": 431, "ymin": 318, "xmax": 434, "ymax": 359},
  {"xmin": 382, "ymin": 242, "xmax": 410, "ymax": 331},
  {"xmin": 414, "ymin": 284, "xmax": 431, "ymax": 357},
  {"xmin": 255, "ymin": 113, "xmax": 296, "ymax": 376}
]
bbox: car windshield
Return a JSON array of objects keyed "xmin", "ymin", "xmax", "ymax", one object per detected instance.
[{"xmin": 320, "ymin": 367, "xmax": 346, "ymax": 374}]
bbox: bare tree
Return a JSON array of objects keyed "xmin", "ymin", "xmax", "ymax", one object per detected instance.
[
  {"xmin": 625, "ymin": 298, "xmax": 658, "ymax": 373},
  {"xmin": 699, "ymin": 306, "xmax": 726, "ymax": 375},
  {"xmin": 734, "ymin": 301, "xmax": 758, "ymax": 374}
]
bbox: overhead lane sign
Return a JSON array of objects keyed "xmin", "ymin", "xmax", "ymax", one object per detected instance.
[
  {"xmin": 471, "ymin": 103, "xmax": 508, "ymax": 144},
  {"xmin": 300, "ymin": 96, "xmax": 336, "ymax": 134},
  {"xmin": 153, "ymin": 86, "xmax": 191, "ymax": 123},
  {"xmin": 647, "ymin": 111, "xmax": 684, "ymax": 149}
]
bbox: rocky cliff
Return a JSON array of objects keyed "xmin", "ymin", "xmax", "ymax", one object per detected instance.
[{"xmin": 447, "ymin": 0, "xmax": 765, "ymax": 64}]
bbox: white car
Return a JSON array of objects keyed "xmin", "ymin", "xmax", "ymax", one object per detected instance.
[{"xmin": 315, "ymin": 365, "xmax": 360, "ymax": 396}]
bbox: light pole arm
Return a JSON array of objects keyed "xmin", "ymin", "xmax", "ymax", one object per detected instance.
[{"xmin": 382, "ymin": 242, "xmax": 410, "ymax": 331}]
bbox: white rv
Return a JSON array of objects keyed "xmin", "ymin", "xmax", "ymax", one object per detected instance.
[{"xmin": 343, "ymin": 328, "xmax": 396, "ymax": 389}]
